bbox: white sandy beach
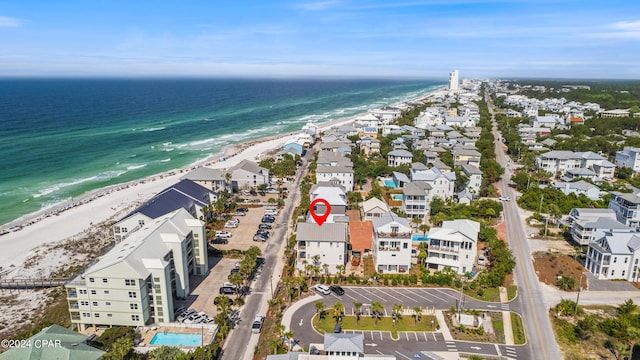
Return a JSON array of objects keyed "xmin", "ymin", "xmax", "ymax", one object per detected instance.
[{"xmin": 0, "ymin": 114, "xmax": 362, "ymax": 278}]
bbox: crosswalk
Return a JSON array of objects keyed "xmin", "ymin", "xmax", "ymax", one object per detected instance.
[
  {"xmin": 504, "ymin": 346, "xmax": 518, "ymax": 358},
  {"xmin": 445, "ymin": 341, "xmax": 457, "ymax": 352},
  {"xmin": 501, "ymin": 303, "xmax": 510, "ymax": 311}
]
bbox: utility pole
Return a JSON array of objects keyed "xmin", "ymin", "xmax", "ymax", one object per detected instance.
[
  {"xmin": 539, "ymin": 194, "xmax": 544, "ymax": 214},
  {"xmin": 575, "ymin": 273, "xmax": 583, "ymax": 316}
]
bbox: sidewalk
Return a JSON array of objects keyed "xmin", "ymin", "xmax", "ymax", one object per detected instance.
[
  {"xmin": 434, "ymin": 310, "xmax": 454, "ymax": 341},
  {"xmin": 500, "ymin": 287, "xmax": 514, "ymax": 345},
  {"xmin": 281, "ymin": 294, "xmax": 322, "ymax": 332}
]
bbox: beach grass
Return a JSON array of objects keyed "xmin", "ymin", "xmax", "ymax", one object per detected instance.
[{"xmin": 511, "ymin": 312, "xmax": 526, "ymax": 344}]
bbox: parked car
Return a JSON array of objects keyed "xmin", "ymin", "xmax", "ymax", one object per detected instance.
[
  {"xmin": 250, "ymin": 189, "xmax": 257, "ymax": 196},
  {"xmin": 177, "ymin": 309, "xmax": 197, "ymax": 322},
  {"xmin": 333, "ymin": 323, "xmax": 342, "ymax": 333},
  {"xmin": 258, "ymin": 224, "xmax": 272, "ymax": 230},
  {"xmin": 266, "ymin": 188, "xmax": 279, "ymax": 194},
  {"xmin": 253, "ymin": 234, "xmax": 268, "ymax": 242},
  {"xmin": 313, "ymin": 284, "xmax": 331, "ymax": 295},
  {"xmin": 237, "ymin": 207, "xmax": 249, "ymax": 212},
  {"xmin": 261, "ymin": 216, "xmax": 276, "ymax": 223},
  {"xmin": 264, "ymin": 208, "xmax": 278, "ymax": 215},
  {"xmin": 234, "ymin": 211, "xmax": 246, "ymax": 216},
  {"xmin": 219, "ymin": 286, "xmax": 236, "ymax": 295},
  {"xmin": 174, "ymin": 306, "xmax": 186, "ymax": 317},
  {"xmin": 330, "ymin": 285, "xmax": 345, "ymax": 296},
  {"xmin": 215, "ymin": 231, "xmax": 232, "ymax": 238},
  {"xmin": 224, "ymin": 221, "xmax": 238, "ymax": 228},
  {"xmin": 256, "ymin": 229, "xmax": 270, "ymax": 237},
  {"xmin": 228, "ymin": 269, "xmax": 241, "ymax": 279},
  {"xmin": 499, "ymin": 196, "xmax": 510, "ymax": 201},
  {"xmin": 210, "ymin": 236, "xmax": 228, "ymax": 244},
  {"xmin": 256, "ymin": 257, "xmax": 266, "ymax": 266},
  {"xmin": 251, "ymin": 315, "xmax": 265, "ymax": 333}
]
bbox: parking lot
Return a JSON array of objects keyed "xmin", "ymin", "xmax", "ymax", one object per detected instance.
[{"xmin": 212, "ymin": 205, "xmax": 281, "ymax": 252}]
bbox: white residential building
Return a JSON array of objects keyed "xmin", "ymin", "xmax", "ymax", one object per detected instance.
[
  {"xmin": 310, "ymin": 183, "xmax": 347, "ymax": 222},
  {"xmin": 372, "ymin": 212, "xmax": 413, "ymax": 273},
  {"xmin": 296, "ymin": 222, "xmax": 348, "ymax": 274},
  {"xmin": 66, "ymin": 209, "xmax": 208, "ymax": 331},
  {"xmin": 531, "ymin": 116, "xmax": 558, "ymax": 128},
  {"xmin": 426, "ymin": 219, "xmax": 480, "ymax": 274},
  {"xmin": 586, "ymin": 231, "xmax": 640, "ymax": 281},
  {"xmin": 449, "ymin": 70, "xmax": 459, "ymax": 91},
  {"xmin": 182, "ymin": 167, "xmax": 227, "ymax": 192},
  {"xmin": 402, "ymin": 182, "xmax": 431, "ymax": 219},
  {"xmin": 615, "ymin": 146, "xmax": 640, "ymax": 173},
  {"xmin": 409, "ymin": 164, "xmax": 456, "ymax": 201},
  {"xmin": 387, "ymin": 150, "xmax": 413, "ymax": 167},
  {"xmin": 230, "ymin": 159, "xmax": 270, "ymax": 191},
  {"xmin": 609, "ymin": 191, "xmax": 640, "ymax": 229},
  {"xmin": 551, "ymin": 180, "xmax": 601, "ymax": 200},
  {"xmin": 567, "ymin": 208, "xmax": 630, "ymax": 246},
  {"xmin": 462, "ymin": 164, "xmax": 483, "ymax": 195},
  {"xmin": 361, "ymin": 197, "xmax": 389, "ymax": 221},
  {"xmin": 316, "ymin": 165, "xmax": 354, "ymax": 192},
  {"xmin": 354, "ymin": 114, "xmax": 382, "ymax": 129}
]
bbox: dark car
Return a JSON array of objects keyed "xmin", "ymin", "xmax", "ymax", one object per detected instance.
[
  {"xmin": 258, "ymin": 191, "xmax": 266, "ymax": 196},
  {"xmin": 210, "ymin": 236, "xmax": 228, "ymax": 244},
  {"xmin": 228, "ymin": 268, "xmax": 241, "ymax": 279},
  {"xmin": 258, "ymin": 224, "xmax": 272, "ymax": 230},
  {"xmin": 249, "ymin": 189, "xmax": 257, "ymax": 196},
  {"xmin": 330, "ymin": 285, "xmax": 345, "ymax": 296},
  {"xmin": 256, "ymin": 257, "xmax": 266, "ymax": 266},
  {"xmin": 333, "ymin": 323, "xmax": 342, "ymax": 333},
  {"xmin": 219, "ymin": 286, "xmax": 236, "ymax": 295},
  {"xmin": 253, "ymin": 234, "xmax": 268, "ymax": 242},
  {"xmin": 261, "ymin": 216, "xmax": 276, "ymax": 223},
  {"xmin": 237, "ymin": 207, "xmax": 249, "ymax": 212},
  {"xmin": 256, "ymin": 229, "xmax": 269, "ymax": 237}
]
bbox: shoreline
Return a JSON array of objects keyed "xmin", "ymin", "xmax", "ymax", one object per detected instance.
[{"xmin": 0, "ymin": 87, "xmax": 440, "ymax": 277}]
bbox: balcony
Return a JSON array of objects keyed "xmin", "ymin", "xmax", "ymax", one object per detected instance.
[
  {"xmin": 376, "ymin": 232, "xmax": 411, "ymax": 239},
  {"xmin": 428, "ymin": 245, "xmax": 460, "ymax": 254},
  {"xmin": 378, "ymin": 246, "xmax": 401, "ymax": 252},
  {"xmin": 69, "ymin": 302, "xmax": 79, "ymax": 309}
]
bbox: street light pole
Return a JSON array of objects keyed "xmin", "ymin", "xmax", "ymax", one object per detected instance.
[{"xmin": 575, "ymin": 273, "xmax": 583, "ymax": 316}]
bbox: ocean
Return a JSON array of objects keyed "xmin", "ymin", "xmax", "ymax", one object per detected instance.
[{"xmin": 0, "ymin": 78, "xmax": 445, "ymax": 226}]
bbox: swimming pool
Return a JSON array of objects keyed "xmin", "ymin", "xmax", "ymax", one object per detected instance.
[
  {"xmin": 391, "ymin": 194, "xmax": 403, "ymax": 201},
  {"xmin": 384, "ymin": 180, "xmax": 397, "ymax": 188},
  {"xmin": 412, "ymin": 234, "xmax": 430, "ymax": 242},
  {"xmin": 150, "ymin": 332, "xmax": 204, "ymax": 347}
]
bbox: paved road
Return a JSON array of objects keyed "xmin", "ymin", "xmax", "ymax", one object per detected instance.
[
  {"xmin": 290, "ymin": 286, "xmax": 527, "ymax": 359},
  {"xmin": 487, "ymin": 91, "xmax": 562, "ymax": 360},
  {"xmin": 221, "ymin": 149, "xmax": 314, "ymax": 360}
]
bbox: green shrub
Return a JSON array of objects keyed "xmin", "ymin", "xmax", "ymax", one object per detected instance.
[
  {"xmin": 383, "ymin": 278, "xmax": 389, "ymax": 286},
  {"xmin": 392, "ymin": 278, "xmax": 398, "ymax": 286}
]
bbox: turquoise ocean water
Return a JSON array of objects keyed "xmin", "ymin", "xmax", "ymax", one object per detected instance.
[{"xmin": 0, "ymin": 78, "xmax": 445, "ymax": 226}]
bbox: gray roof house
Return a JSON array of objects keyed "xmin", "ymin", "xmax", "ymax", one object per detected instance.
[
  {"xmin": 230, "ymin": 159, "xmax": 270, "ymax": 190},
  {"xmin": 182, "ymin": 166, "xmax": 227, "ymax": 191}
]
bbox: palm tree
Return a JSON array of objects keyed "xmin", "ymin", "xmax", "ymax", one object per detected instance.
[
  {"xmin": 228, "ymin": 272, "xmax": 244, "ymax": 299},
  {"xmin": 413, "ymin": 306, "xmax": 422, "ymax": 326},
  {"xmin": 336, "ymin": 264, "xmax": 346, "ymax": 284},
  {"xmin": 353, "ymin": 301, "xmax": 363, "ymax": 325},
  {"xmin": 332, "ymin": 302, "xmax": 344, "ymax": 324},
  {"xmin": 268, "ymin": 337, "xmax": 281, "ymax": 355},
  {"xmin": 370, "ymin": 301, "xmax": 384, "ymax": 325},
  {"xmin": 224, "ymin": 172, "xmax": 232, "ymax": 192},
  {"xmin": 419, "ymin": 223, "xmax": 430, "ymax": 235},
  {"xmin": 314, "ymin": 300, "xmax": 325, "ymax": 320},
  {"xmin": 322, "ymin": 263, "xmax": 330, "ymax": 276},
  {"xmin": 411, "ymin": 216, "xmax": 422, "ymax": 229},
  {"xmin": 392, "ymin": 304, "xmax": 403, "ymax": 327},
  {"xmin": 283, "ymin": 330, "xmax": 295, "ymax": 351}
]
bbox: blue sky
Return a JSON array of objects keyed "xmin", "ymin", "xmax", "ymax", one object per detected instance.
[{"xmin": 1, "ymin": 0, "xmax": 639, "ymax": 79}]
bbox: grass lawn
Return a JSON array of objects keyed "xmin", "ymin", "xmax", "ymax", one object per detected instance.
[
  {"xmin": 507, "ymin": 285, "xmax": 518, "ymax": 301},
  {"xmin": 464, "ymin": 287, "xmax": 501, "ymax": 302},
  {"xmin": 510, "ymin": 313, "xmax": 526, "ymax": 345},
  {"xmin": 313, "ymin": 314, "xmax": 437, "ymax": 338}
]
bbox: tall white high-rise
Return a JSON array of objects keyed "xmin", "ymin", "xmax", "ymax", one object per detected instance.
[{"xmin": 449, "ymin": 70, "xmax": 459, "ymax": 90}]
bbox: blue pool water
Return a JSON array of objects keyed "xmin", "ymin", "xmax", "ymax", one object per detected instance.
[
  {"xmin": 150, "ymin": 332, "xmax": 203, "ymax": 347},
  {"xmin": 412, "ymin": 234, "xmax": 430, "ymax": 242},
  {"xmin": 384, "ymin": 180, "xmax": 397, "ymax": 188},
  {"xmin": 391, "ymin": 194, "xmax": 403, "ymax": 201}
]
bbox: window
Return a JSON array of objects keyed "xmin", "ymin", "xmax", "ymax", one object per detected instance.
[
  {"xmin": 89, "ymin": 278, "xmax": 95, "ymax": 283},
  {"xmin": 128, "ymin": 292, "xmax": 137, "ymax": 298},
  {"xmin": 122, "ymin": 227, "xmax": 128, "ymax": 233},
  {"xmin": 138, "ymin": 220, "xmax": 145, "ymax": 226},
  {"xmin": 105, "ymin": 302, "xmax": 111, "ymax": 306},
  {"xmin": 611, "ymin": 270, "xmax": 615, "ymax": 276},
  {"xmin": 131, "ymin": 315, "xmax": 140, "ymax": 321},
  {"xmin": 625, "ymin": 258, "xmax": 628, "ymax": 264},
  {"xmin": 403, "ymin": 243, "xmax": 408, "ymax": 249},
  {"xmin": 81, "ymin": 301, "xmax": 88, "ymax": 306},
  {"xmin": 104, "ymin": 290, "xmax": 110, "ymax": 295},
  {"xmin": 82, "ymin": 312, "xmax": 90, "ymax": 317},
  {"xmin": 614, "ymin": 257, "xmax": 617, "ymax": 263},
  {"xmin": 94, "ymin": 313, "xmax": 100, "ymax": 318},
  {"xmin": 154, "ymin": 277, "xmax": 160, "ymax": 283},
  {"xmin": 130, "ymin": 303, "xmax": 138, "ymax": 310},
  {"xmin": 102, "ymin": 278, "xmax": 108, "ymax": 283},
  {"xmin": 91, "ymin": 290, "xmax": 96, "ymax": 295},
  {"xmin": 107, "ymin": 314, "xmax": 112, "ymax": 318},
  {"xmin": 114, "ymin": 226, "xmax": 120, "ymax": 233},
  {"xmin": 622, "ymin": 270, "xmax": 626, "ymax": 276},
  {"xmin": 156, "ymin": 298, "xmax": 162, "ymax": 305},
  {"xmin": 92, "ymin": 302, "xmax": 98, "ymax": 306},
  {"xmin": 391, "ymin": 226, "xmax": 399, "ymax": 233},
  {"xmin": 125, "ymin": 279, "xmax": 136, "ymax": 286}
]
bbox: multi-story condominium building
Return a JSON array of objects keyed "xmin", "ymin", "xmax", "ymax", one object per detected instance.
[
  {"xmin": 296, "ymin": 222, "xmax": 348, "ymax": 274},
  {"xmin": 567, "ymin": 208, "xmax": 631, "ymax": 245},
  {"xmin": 609, "ymin": 191, "xmax": 640, "ymax": 229},
  {"xmin": 230, "ymin": 159, "xmax": 270, "ymax": 191},
  {"xmin": 387, "ymin": 150, "xmax": 413, "ymax": 167},
  {"xmin": 66, "ymin": 209, "xmax": 208, "ymax": 331},
  {"xmin": 586, "ymin": 231, "xmax": 640, "ymax": 281},
  {"xmin": 316, "ymin": 165, "xmax": 354, "ymax": 192},
  {"xmin": 426, "ymin": 219, "xmax": 480, "ymax": 274},
  {"xmin": 615, "ymin": 146, "xmax": 640, "ymax": 173},
  {"xmin": 372, "ymin": 212, "xmax": 412, "ymax": 273},
  {"xmin": 182, "ymin": 167, "xmax": 227, "ymax": 192},
  {"xmin": 113, "ymin": 179, "xmax": 216, "ymax": 242},
  {"xmin": 449, "ymin": 70, "xmax": 459, "ymax": 91}
]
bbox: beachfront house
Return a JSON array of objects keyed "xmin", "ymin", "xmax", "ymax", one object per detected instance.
[
  {"xmin": 372, "ymin": 212, "xmax": 413, "ymax": 273},
  {"xmin": 551, "ymin": 180, "xmax": 602, "ymax": 200},
  {"xmin": 609, "ymin": 191, "xmax": 640, "ymax": 229},
  {"xmin": 615, "ymin": 146, "xmax": 640, "ymax": 173},
  {"xmin": 586, "ymin": 231, "xmax": 640, "ymax": 281},
  {"xmin": 66, "ymin": 208, "xmax": 208, "ymax": 331},
  {"xmin": 426, "ymin": 219, "xmax": 480, "ymax": 274},
  {"xmin": 230, "ymin": 159, "xmax": 270, "ymax": 191},
  {"xmin": 182, "ymin": 167, "xmax": 228, "ymax": 192},
  {"xmin": 296, "ymin": 222, "xmax": 348, "ymax": 274},
  {"xmin": 113, "ymin": 179, "xmax": 216, "ymax": 241}
]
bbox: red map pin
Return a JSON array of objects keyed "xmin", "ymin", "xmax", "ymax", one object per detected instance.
[{"xmin": 310, "ymin": 198, "xmax": 331, "ymax": 226}]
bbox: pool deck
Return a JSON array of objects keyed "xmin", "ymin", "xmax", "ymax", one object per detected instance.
[{"xmin": 138, "ymin": 323, "xmax": 217, "ymax": 349}]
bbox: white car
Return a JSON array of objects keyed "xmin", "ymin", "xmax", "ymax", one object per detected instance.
[
  {"xmin": 313, "ymin": 284, "xmax": 331, "ymax": 295},
  {"xmin": 264, "ymin": 209, "xmax": 278, "ymax": 216},
  {"xmin": 177, "ymin": 309, "xmax": 197, "ymax": 322},
  {"xmin": 215, "ymin": 231, "xmax": 232, "ymax": 238},
  {"xmin": 224, "ymin": 221, "xmax": 238, "ymax": 228},
  {"xmin": 499, "ymin": 196, "xmax": 510, "ymax": 201}
]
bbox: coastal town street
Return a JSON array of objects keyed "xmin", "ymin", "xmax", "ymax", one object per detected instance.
[
  {"xmin": 488, "ymin": 94, "xmax": 562, "ymax": 360},
  {"xmin": 220, "ymin": 148, "xmax": 314, "ymax": 360}
]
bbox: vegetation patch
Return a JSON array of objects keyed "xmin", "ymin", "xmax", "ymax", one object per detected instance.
[
  {"xmin": 510, "ymin": 312, "xmax": 526, "ymax": 345},
  {"xmin": 533, "ymin": 252, "xmax": 586, "ymax": 291},
  {"xmin": 313, "ymin": 313, "xmax": 437, "ymax": 338}
]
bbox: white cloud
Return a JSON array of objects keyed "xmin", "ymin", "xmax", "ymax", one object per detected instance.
[
  {"xmin": 586, "ymin": 20, "xmax": 640, "ymax": 39},
  {"xmin": 294, "ymin": 1, "xmax": 341, "ymax": 11},
  {"xmin": 0, "ymin": 16, "xmax": 23, "ymax": 27}
]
